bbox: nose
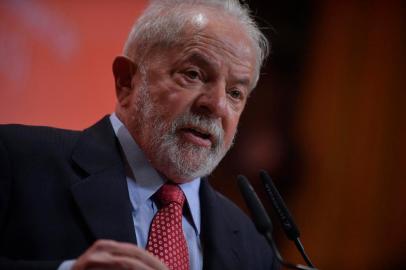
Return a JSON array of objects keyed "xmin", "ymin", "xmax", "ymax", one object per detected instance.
[{"xmin": 192, "ymin": 82, "xmax": 228, "ymax": 119}]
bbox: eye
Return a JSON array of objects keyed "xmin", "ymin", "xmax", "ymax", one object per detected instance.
[
  {"xmin": 184, "ymin": 69, "xmax": 201, "ymax": 80},
  {"xmin": 228, "ymin": 88, "xmax": 244, "ymax": 100}
]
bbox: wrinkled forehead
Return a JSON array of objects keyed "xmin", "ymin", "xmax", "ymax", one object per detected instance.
[
  {"xmin": 183, "ymin": 8, "xmax": 258, "ymax": 81},
  {"xmin": 139, "ymin": 5, "xmax": 259, "ymax": 87},
  {"xmin": 186, "ymin": 7, "xmax": 255, "ymax": 51}
]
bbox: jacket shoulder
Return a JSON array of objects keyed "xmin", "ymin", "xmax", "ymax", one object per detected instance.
[
  {"xmin": 0, "ymin": 123, "xmax": 80, "ymax": 135},
  {"xmin": 201, "ymin": 178, "xmax": 259, "ymax": 231},
  {"xmin": 200, "ymin": 179, "xmax": 279, "ymax": 269},
  {"xmin": 0, "ymin": 124, "xmax": 81, "ymax": 159},
  {"xmin": 212, "ymin": 188, "xmax": 256, "ymax": 228}
]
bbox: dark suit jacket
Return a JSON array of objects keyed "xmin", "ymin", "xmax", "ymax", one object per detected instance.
[{"xmin": 0, "ymin": 116, "xmax": 278, "ymax": 270}]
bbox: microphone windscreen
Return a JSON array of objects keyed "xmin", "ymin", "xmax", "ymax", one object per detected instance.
[
  {"xmin": 237, "ymin": 174, "xmax": 273, "ymax": 235},
  {"xmin": 260, "ymin": 170, "xmax": 300, "ymax": 240}
]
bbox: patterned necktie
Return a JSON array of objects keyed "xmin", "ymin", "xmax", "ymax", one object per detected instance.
[{"xmin": 146, "ymin": 183, "xmax": 190, "ymax": 270}]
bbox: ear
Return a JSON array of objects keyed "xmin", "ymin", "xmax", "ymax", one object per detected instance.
[{"xmin": 112, "ymin": 56, "xmax": 137, "ymax": 106}]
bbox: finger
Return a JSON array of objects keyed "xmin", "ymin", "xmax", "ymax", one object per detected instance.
[
  {"xmin": 86, "ymin": 253, "xmax": 157, "ymax": 270},
  {"xmin": 90, "ymin": 240, "xmax": 168, "ymax": 270}
]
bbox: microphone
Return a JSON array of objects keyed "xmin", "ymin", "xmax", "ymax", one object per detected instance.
[
  {"xmin": 237, "ymin": 175, "xmax": 317, "ymax": 270},
  {"xmin": 237, "ymin": 175, "xmax": 273, "ymax": 239},
  {"xmin": 260, "ymin": 170, "xmax": 299, "ymax": 240},
  {"xmin": 260, "ymin": 170, "xmax": 315, "ymax": 268}
]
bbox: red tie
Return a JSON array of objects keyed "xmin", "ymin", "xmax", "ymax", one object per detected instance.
[{"xmin": 146, "ymin": 183, "xmax": 190, "ymax": 270}]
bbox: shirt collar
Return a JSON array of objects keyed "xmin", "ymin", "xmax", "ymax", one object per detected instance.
[
  {"xmin": 179, "ymin": 177, "xmax": 201, "ymax": 234},
  {"xmin": 109, "ymin": 113, "xmax": 201, "ymax": 234}
]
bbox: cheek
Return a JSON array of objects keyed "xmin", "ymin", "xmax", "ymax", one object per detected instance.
[
  {"xmin": 223, "ymin": 115, "xmax": 240, "ymax": 144},
  {"xmin": 150, "ymin": 84, "xmax": 196, "ymax": 116}
]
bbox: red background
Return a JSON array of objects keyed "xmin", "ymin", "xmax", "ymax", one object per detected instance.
[{"xmin": 0, "ymin": 0, "xmax": 147, "ymax": 129}]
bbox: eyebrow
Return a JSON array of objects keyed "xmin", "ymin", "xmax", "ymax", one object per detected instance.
[
  {"xmin": 234, "ymin": 77, "xmax": 251, "ymax": 88},
  {"xmin": 186, "ymin": 52, "xmax": 220, "ymax": 71},
  {"xmin": 184, "ymin": 51, "xmax": 252, "ymax": 88}
]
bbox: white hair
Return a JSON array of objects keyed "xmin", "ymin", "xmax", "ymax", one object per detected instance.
[{"xmin": 123, "ymin": 0, "xmax": 270, "ymax": 86}]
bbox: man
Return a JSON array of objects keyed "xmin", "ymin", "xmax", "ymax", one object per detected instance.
[{"xmin": 0, "ymin": 0, "xmax": 278, "ymax": 269}]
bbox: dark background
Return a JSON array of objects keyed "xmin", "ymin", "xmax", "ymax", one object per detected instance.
[{"xmin": 212, "ymin": 1, "xmax": 406, "ymax": 270}]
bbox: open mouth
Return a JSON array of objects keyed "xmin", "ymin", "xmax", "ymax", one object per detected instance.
[
  {"xmin": 184, "ymin": 128, "xmax": 211, "ymax": 139},
  {"xmin": 179, "ymin": 127, "xmax": 213, "ymax": 147}
]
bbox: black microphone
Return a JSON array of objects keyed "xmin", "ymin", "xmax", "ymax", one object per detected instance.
[
  {"xmin": 237, "ymin": 175, "xmax": 273, "ymax": 239},
  {"xmin": 260, "ymin": 170, "xmax": 315, "ymax": 268},
  {"xmin": 260, "ymin": 170, "xmax": 300, "ymax": 240},
  {"xmin": 237, "ymin": 175, "xmax": 317, "ymax": 270}
]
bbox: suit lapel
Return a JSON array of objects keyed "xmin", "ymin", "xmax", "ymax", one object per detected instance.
[
  {"xmin": 200, "ymin": 178, "xmax": 241, "ymax": 270},
  {"xmin": 70, "ymin": 116, "xmax": 136, "ymax": 244}
]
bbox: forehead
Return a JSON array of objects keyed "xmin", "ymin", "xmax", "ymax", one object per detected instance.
[
  {"xmin": 188, "ymin": 9, "xmax": 255, "ymax": 63},
  {"xmin": 149, "ymin": 9, "xmax": 257, "ymax": 85}
]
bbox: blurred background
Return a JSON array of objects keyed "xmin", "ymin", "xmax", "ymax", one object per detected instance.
[{"xmin": 0, "ymin": 1, "xmax": 405, "ymax": 269}]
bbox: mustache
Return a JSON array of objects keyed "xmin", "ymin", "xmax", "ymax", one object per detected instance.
[{"xmin": 172, "ymin": 113, "xmax": 224, "ymax": 146}]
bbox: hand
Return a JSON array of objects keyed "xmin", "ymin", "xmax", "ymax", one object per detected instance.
[{"xmin": 72, "ymin": 239, "xmax": 169, "ymax": 270}]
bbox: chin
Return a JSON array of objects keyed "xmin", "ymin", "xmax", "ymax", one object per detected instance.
[
  {"xmin": 147, "ymin": 137, "xmax": 224, "ymax": 183},
  {"xmin": 158, "ymin": 164, "xmax": 207, "ymax": 183},
  {"xmin": 153, "ymin": 156, "xmax": 212, "ymax": 183}
]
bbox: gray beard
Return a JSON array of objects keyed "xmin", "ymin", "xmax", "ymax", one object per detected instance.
[{"xmin": 133, "ymin": 76, "xmax": 233, "ymax": 181}]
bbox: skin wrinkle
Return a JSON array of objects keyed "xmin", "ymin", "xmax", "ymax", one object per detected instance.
[
  {"xmin": 171, "ymin": 50, "xmax": 252, "ymax": 101},
  {"xmin": 187, "ymin": 33, "xmax": 255, "ymax": 89},
  {"xmin": 175, "ymin": 48, "xmax": 252, "ymax": 112},
  {"xmin": 191, "ymin": 28, "xmax": 254, "ymax": 66}
]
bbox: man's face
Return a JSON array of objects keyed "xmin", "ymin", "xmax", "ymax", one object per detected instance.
[{"xmin": 124, "ymin": 14, "xmax": 257, "ymax": 182}]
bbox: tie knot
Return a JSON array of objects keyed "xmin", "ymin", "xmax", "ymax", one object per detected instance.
[{"xmin": 156, "ymin": 183, "xmax": 185, "ymax": 206}]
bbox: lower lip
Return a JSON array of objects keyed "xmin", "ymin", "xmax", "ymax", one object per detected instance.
[{"xmin": 180, "ymin": 130, "xmax": 212, "ymax": 148}]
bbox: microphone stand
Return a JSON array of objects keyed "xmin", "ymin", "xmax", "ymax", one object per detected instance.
[
  {"xmin": 260, "ymin": 170, "xmax": 315, "ymax": 268},
  {"xmin": 237, "ymin": 175, "xmax": 318, "ymax": 270},
  {"xmin": 263, "ymin": 230, "xmax": 315, "ymax": 270}
]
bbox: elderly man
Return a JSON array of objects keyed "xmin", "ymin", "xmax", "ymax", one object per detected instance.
[{"xmin": 0, "ymin": 1, "xmax": 278, "ymax": 270}]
